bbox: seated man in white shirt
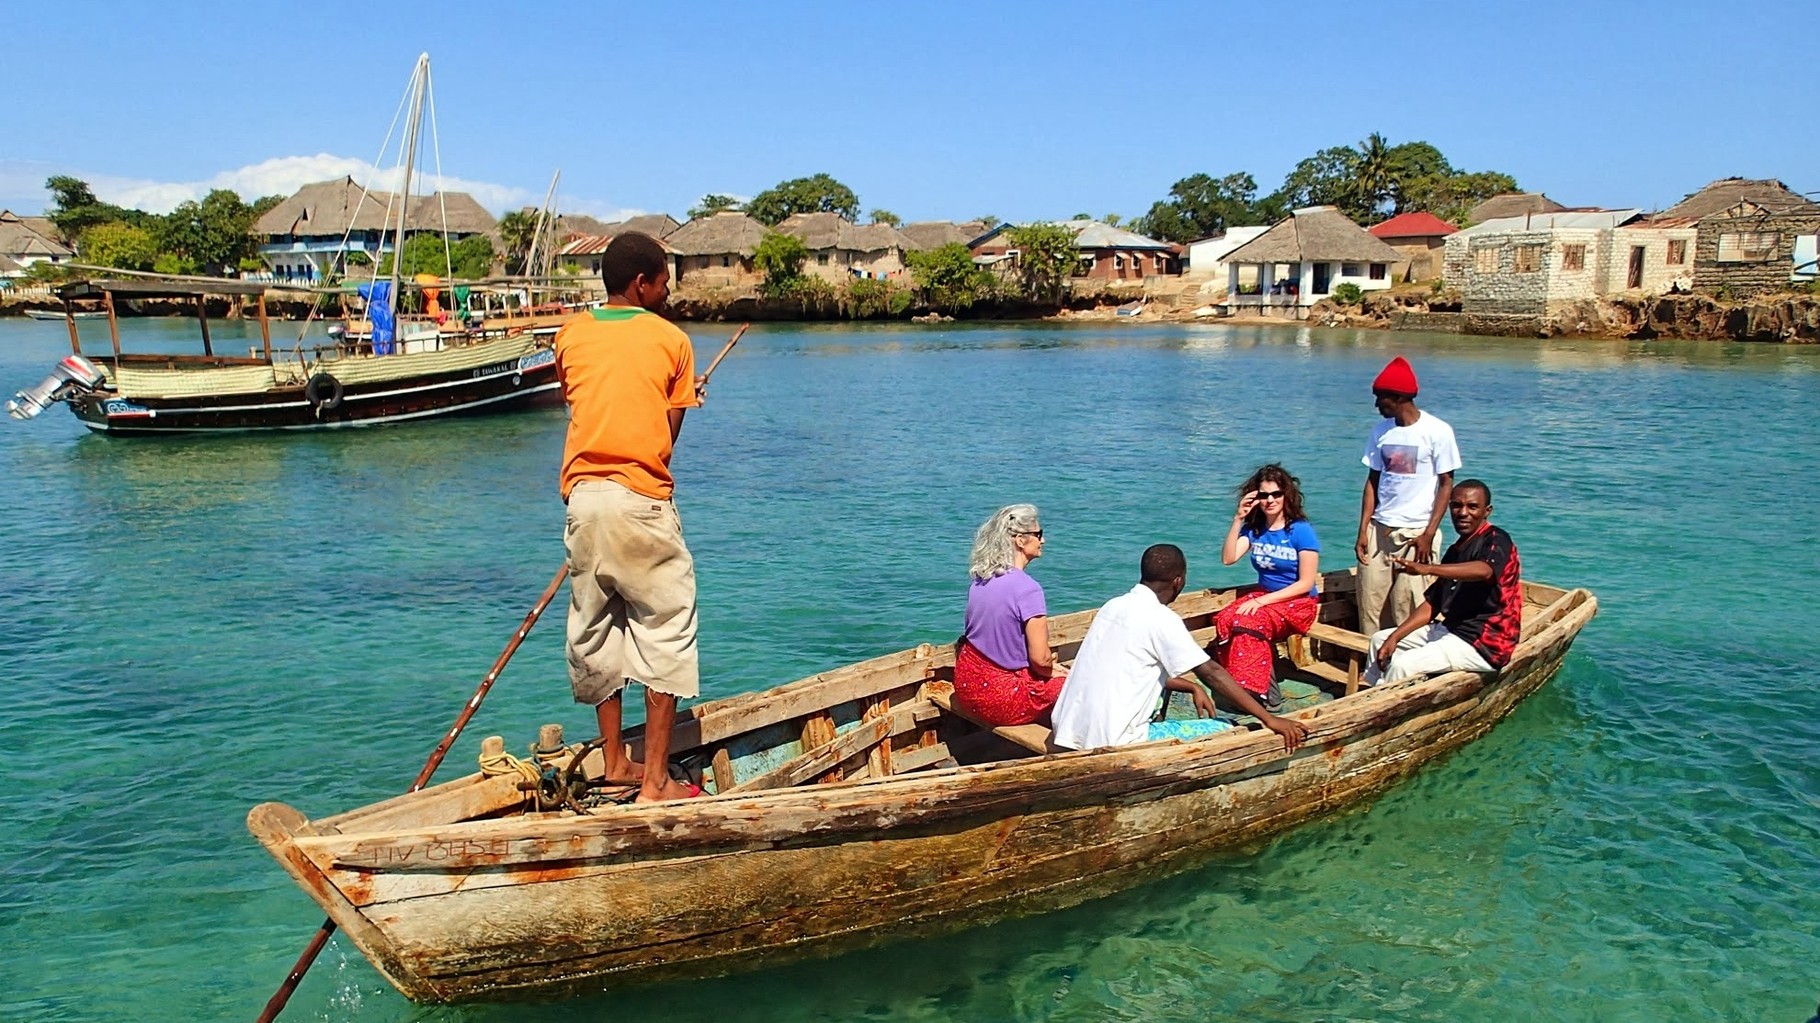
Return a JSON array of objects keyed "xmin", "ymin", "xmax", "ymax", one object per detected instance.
[{"xmin": 1050, "ymin": 544, "xmax": 1310, "ymax": 752}]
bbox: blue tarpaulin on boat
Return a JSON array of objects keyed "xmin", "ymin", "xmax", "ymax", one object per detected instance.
[{"xmin": 357, "ymin": 282, "xmax": 396, "ymax": 354}]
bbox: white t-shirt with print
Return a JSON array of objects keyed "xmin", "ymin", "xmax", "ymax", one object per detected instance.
[
  {"xmin": 1363, "ymin": 411, "xmax": 1463, "ymax": 529},
  {"xmin": 1050, "ymin": 585, "xmax": 1210, "ymax": 750}
]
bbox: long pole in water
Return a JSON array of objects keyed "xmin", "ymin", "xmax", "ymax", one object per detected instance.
[
  {"xmin": 699, "ymin": 323, "xmax": 749, "ymax": 389},
  {"xmin": 252, "ymin": 563, "xmax": 570, "ymax": 1023}
]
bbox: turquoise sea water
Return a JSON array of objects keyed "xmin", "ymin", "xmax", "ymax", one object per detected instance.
[{"xmin": 1, "ymin": 316, "xmax": 1816, "ymax": 1022}]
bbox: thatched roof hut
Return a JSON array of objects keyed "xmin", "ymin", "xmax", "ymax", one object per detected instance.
[
  {"xmin": 666, "ymin": 212, "xmax": 769, "ymax": 256},
  {"xmin": 899, "ymin": 220, "xmax": 989, "ymax": 250},
  {"xmin": 1222, "ymin": 206, "xmax": 1402, "ymax": 265},
  {"xmin": 0, "ymin": 210, "xmax": 73, "ymax": 259},
  {"xmin": 776, "ymin": 212, "xmax": 912, "ymax": 254},
  {"xmin": 252, "ymin": 177, "xmax": 496, "ymax": 238},
  {"xmin": 1658, "ymin": 178, "xmax": 1820, "ymax": 221},
  {"xmin": 1466, "ymin": 193, "xmax": 1567, "ymax": 226}
]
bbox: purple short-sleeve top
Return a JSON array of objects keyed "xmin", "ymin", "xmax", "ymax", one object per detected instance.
[{"xmin": 963, "ymin": 568, "xmax": 1048, "ymax": 669}]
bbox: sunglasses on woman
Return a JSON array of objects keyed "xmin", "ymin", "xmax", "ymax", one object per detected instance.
[{"xmin": 1256, "ymin": 490, "xmax": 1284, "ymax": 500}]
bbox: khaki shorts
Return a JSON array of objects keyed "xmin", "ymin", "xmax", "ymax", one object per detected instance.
[{"xmin": 564, "ymin": 479, "xmax": 699, "ymax": 704}]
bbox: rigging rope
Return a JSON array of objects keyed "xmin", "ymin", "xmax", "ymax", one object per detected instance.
[{"xmin": 425, "ymin": 63, "xmax": 455, "ymax": 282}]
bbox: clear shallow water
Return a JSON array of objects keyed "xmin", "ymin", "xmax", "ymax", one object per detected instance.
[{"xmin": 1, "ymin": 317, "xmax": 1816, "ymax": 1022}]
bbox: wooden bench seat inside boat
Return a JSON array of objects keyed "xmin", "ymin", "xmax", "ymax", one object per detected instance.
[{"xmin": 927, "ymin": 689, "xmax": 1054, "ymax": 755}]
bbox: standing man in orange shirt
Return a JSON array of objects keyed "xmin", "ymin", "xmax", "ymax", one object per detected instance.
[{"xmin": 555, "ymin": 232, "xmax": 703, "ymax": 803}]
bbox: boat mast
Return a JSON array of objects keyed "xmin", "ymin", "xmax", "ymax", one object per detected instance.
[
  {"xmin": 386, "ymin": 52, "xmax": 431, "ymax": 327},
  {"xmin": 524, "ymin": 170, "xmax": 561, "ymax": 282}
]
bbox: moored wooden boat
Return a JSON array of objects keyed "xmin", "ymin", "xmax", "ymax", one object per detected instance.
[
  {"xmin": 6, "ymin": 278, "xmax": 561, "ymax": 433},
  {"xmin": 249, "ymin": 572, "xmax": 1596, "ymax": 1003}
]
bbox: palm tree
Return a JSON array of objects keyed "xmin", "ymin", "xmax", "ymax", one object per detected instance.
[
  {"xmin": 496, "ymin": 209, "xmax": 540, "ymax": 275},
  {"xmin": 1350, "ymin": 133, "xmax": 1396, "ymax": 221}
]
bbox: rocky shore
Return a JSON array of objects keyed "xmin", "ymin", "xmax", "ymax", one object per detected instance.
[
  {"xmin": 1296, "ymin": 287, "xmax": 1820, "ymax": 343},
  {"xmin": 9, "ymin": 281, "xmax": 1818, "ymax": 343}
]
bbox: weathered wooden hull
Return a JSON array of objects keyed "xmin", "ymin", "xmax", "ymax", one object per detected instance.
[
  {"xmin": 250, "ymin": 580, "xmax": 1595, "ymax": 1003},
  {"xmin": 67, "ymin": 342, "xmax": 559, "ymax": 434}
]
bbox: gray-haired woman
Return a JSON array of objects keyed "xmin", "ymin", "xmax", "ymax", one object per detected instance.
[{"xmin": 955, "ymin": 504, "xmax": 1066, "ymax": 726}]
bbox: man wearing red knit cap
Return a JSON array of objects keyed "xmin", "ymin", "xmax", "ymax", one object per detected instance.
[{"xmin": 1355, "ymin": 356, "xmax": 1461, "ymax": 635}]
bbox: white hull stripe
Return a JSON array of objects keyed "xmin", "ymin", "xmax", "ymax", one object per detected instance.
[
  {"xmin": 87, "ymin": 382, "xmax": 561, "ymax": 433},
  {"xmin": 109, "ymin": 366, "xmax": 550, "ymax": 417}
]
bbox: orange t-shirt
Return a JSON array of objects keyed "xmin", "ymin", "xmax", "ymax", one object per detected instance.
[{"xmin": 554, "ymin": 307, "xmax": 697, "ymax": 501}]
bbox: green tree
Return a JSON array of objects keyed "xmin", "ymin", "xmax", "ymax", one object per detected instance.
[
  {"xmin": 378, "ymin": 233, "xmax": 496, "ymax": 279},
  {"xmin": 1384, "ymin": 141, "xmax": 1451, "ymax": 212},
  {"xmin": 153, "ymin": 252, "xmax": 198, "ymax": 276},
  {"xmin": 496, "ymin": 210, "xmax": 540, "ymax": 275},
  {"xmin": 905, "ymin": 242, "xmax": 994, "ymax": 312},
  {"xmin": 155, "ymin": 189, "xmax": 261, "ymax": 273},
  {"xmin": 1266, "ymin": 146, "xmax": 1360, "ymax": 215},
  {"xmin": 753, "ymin": 231, "xmax": 810, "ymax": 296},
  {"xmin": 1103, "ymin": 213, "xmax": 1122, "ymax": 227},
  {"xmin": 81, "ymin": 222, "xmax": 159, "ymax": 270},
  {"xmin": 1347, "ymin": 133, "xmax": 1397, "ymax": 222},
  {"xmin": 867, "ymin": 208, "xmax": 901, "ymax": 227},
  {"xmin": 1136, "ymin": 172, "xmax": 1262, "ymax": 243},
  {"xmin": 688, "ymin": 193, "xmax": 742, "ymax": 219},
  {"xmin": 745, "ymin": 174, "xmax": 860, "ymax": 226},
  {"xmin": 1004, "ymin": 222, "xmax": 1080, "ymax": 304},
  {"xmin": 46, "ymin": 175, "xmax": 150, "ymax": 240},
  {"xmin": 977, "ymin": 214, "xmax": 1001, "ymax": 230}
]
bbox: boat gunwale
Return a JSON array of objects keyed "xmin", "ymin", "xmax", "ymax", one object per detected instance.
[{"xmin": 269, "ymin": 582, "xmax": 1595, "ymax": 855}]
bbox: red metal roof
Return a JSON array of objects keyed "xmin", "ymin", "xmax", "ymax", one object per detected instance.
[{"xmin": 1369, "ymin": 212, "xmax": 1459, "ymax": 239}]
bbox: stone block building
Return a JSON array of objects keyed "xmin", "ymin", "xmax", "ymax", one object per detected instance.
[
  {"xmin": 1443, "ymin": 210, "xmax": 1695, "ymax": 316},
  {"xmin": 1657, "ymin": 178, "xmax": 1820, "ymax": 298}
]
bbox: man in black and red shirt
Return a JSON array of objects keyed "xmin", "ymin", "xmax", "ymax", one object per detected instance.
[{"xmin": 1364, "ymin": 479, "xmax": 1521, "ymax": 685}]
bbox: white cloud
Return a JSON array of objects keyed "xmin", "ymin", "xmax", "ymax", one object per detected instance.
[{"xmin": 0, "ymin": 155, "xmax": 644, "ymax": 221}]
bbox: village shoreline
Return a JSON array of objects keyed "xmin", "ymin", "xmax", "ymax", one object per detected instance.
[{"xmin": 4, "ymin": 288, "xmax": 1817, "ymax": 343}]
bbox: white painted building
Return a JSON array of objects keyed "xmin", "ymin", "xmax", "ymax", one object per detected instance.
[
  {"xmin": 1186, "ymin": 226, "xmax": 1269, "ymax": 279},
  {"xmin": 1219, "ymin": 206, "xmax": 1398, "ymax": 317}
]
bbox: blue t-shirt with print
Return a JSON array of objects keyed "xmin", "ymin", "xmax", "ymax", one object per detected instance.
[{"xmin": 1242, "ymin": 519, "xmax": 1321, "ymax": 595}]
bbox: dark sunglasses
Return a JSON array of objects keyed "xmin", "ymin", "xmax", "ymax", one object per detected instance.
[
  {"xmin": 1018, "ymin": 529, "xmax": 1045, "ymax": 540},
  {"xmin": 1255, "ymin": 490, "xmax": 1285, "ymax": 500}
]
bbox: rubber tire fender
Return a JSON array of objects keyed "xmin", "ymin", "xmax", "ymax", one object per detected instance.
[{"xmin": 304, "ymin": 372, "xmax": 344, "ymax": 412}]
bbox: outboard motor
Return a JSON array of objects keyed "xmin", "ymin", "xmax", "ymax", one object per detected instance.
[{"xmin": 7, "ymin": 355, "xmax": 107, "ymax": 421}]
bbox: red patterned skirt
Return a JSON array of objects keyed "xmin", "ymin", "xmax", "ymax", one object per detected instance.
[
  {"xmin": 1213, "ymin": 588, "xmax": 1319, "ymax": 695},
  {"xmin": 952, "ymin": 640, "xmax": 1066, "ymax": 727}
]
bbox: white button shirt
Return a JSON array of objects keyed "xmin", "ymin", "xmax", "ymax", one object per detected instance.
[{"xmin": 1051, "ymin": 585, "xmax": 1211, "ymax": 750}]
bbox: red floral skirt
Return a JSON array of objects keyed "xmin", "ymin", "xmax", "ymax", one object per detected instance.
[
  {"xmin": 1213, "ymin": 589, "xmax": 1319, "ymax": 695},
  {"xmin": 952, "ymin": 640, "xmax": 1066, "ymax": 727}
]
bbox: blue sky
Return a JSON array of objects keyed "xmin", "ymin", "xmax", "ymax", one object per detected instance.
[{"xmin": 4, "ymin": 0, "xmax": 1816, "ymax": 222}]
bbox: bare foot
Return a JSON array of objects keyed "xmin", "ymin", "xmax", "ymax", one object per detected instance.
[
  {"xmin": 601, "ymin": 756, "xmax": 645, "ymax": 786},
  {"xmin": 634, "ymin": 776, "xmax": 699, "ymax": 803}
]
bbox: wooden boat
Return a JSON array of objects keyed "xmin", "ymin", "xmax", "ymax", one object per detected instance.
[
  {"xmin": 5, "ymin": 278, "xmax": 560, "ymax": 434},
  {"xmin": 24, "ymin": 307, "xmax": 106, "ymax": 320},
  {"xmin": 249, "ymin": 571, "xmax": 1596, "ymax": 1003}
]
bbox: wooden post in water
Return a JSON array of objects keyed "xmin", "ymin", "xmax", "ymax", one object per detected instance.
[
  {"xmin": 103, "ymin": 290, "xmax": 121, "ymax": 359},
  {"xmin": 197, "ymin": 294, "xmax": 214, "ymax": 356},
  {"xmin": 63, "ymin": 298, "xmax": 80, "ymax": 355},
  {"xmin": 257, "ymin": 293, "xmax": 272, "ymax": 362}
]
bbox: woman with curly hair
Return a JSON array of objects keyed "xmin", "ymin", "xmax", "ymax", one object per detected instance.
[
  {"xmin": 1212, "ymin": 464, "xmax": 1321, "ymax": 711},
  {"xmin": 953, "ymin": 503, "xmax": 1065, "ymax": 726}
]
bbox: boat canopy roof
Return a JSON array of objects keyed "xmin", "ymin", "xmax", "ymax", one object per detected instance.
[{"xmin": 57, "ymin": 278, "xmax": 270, "ymax": 300}]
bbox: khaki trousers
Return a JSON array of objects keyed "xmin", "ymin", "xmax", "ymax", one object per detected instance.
[
  {"xmin": 1356, "ymin": 521, "xmax": 1442, "ymax": 636},
  {"xmin": 1364, "ymin": 624, "xmax": 1494, "ymax": 686},
  {"xmin": 564, "ymin": 479, "xmax": 699, "ymax": 704}
]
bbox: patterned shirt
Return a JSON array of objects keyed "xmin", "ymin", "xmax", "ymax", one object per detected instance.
[{"xmin": 1424, "ymin": 524, "xmax": 1522, "ymax": 668}]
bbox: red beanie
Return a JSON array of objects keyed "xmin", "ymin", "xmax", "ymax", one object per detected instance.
[{"xmin": 1373, "ymin": 356, "xmax": 1418, "ymax": 395}]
